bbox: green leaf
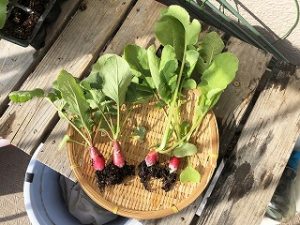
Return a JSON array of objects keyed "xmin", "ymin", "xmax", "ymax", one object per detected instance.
[
  {"xmin": 126, "ymin": 82, "xmax": 153, "ymax": 103},
  {"xmin": 159, "ymin": 45, "xmax": 178, "ymax": 74},
  {"xmin": 123, "ymin": 44, "xmax": 150, "ymax": 78},
  {"xmin": 56, "ymin": 70, "xmax": 92, "ymax": 132},
  {"xmin": 182, "ymin": 78, "xmax": 197, "ymax": 90},
  {"xmin": 188, "ymin": 52, "xmax": 239, "ymax": 141},
  {"xmin": 59, "ymin": 135, "xmax": 71, "ymax": 150},
  {"xmin": 194, "ymin": 56, "xmax": 207, "ymax": 75},
  {"xmin": 131, "ymin": 126, "xmax": 147, "ymax": 141},
  {"xmin": 200, "ymin": 52, "xmax": 239, "ymax": 105},
  {"xmin": 180, "ymin": 121, "xmax": 191, "ymax": 137},
  {"xmin": 199, "ymin": 32, "xmax": 225, "ymax": 64},
  {"xmin": 86, "ymin": 89, "xmax": 105, "ymax": 109},
  {"xmin": 144, "ymin": 77, "xmax": 155, "ymax": 89},
  {"xmin": 155, "ymin": 5, "xmax": 201, "ymax": 60},
  {"xmin": 172, "ymin": 142, "xmax": 198, "ymax": 158},
  {"xmin": 95, "ymin": 54, "xmax": 132, "ymax": 106},
  {"xmin": 180, "ymin": 166, "xmax": 201, "ymax": 183},
  {"xmin": 9, "ymin": 88, "xmax": 45, "ymax": 103},
  {"xmin": 80, "ymin": 72, "xmax": 102, "ymax": 90},
  {"xmin": 0, "ymin": 0, "xmax": 8, "ymax": 29},
  {"xmin": 185, "ymin": 49, "xmax": 199, "ymax": 77},
  {"xmin": 147, "ymin": 46, "xmax": 170, "ymax": 102}
]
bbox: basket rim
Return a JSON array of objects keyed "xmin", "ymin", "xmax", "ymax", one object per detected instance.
[{"xmin": 67, "ymin": 111, "xmax": 219, "ymax": 220}]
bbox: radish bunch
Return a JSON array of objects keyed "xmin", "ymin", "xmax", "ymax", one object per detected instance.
[
  {"xmin": 82, "ymin": 54, "xmax": 136, "ymax": 189},
  {"xmin": 124, "ymin": 5, "xmax": 238, "ymax": 191},
  {"xmin": 9, "ymin": 54, "xmax": 136, "ymax": 190}
]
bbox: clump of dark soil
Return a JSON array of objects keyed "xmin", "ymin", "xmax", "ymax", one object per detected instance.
[
  {"xmin": 2, "ymin": 0, "xmax": 49, "ymax": 40},
  {"xmin": 162, "ymin": 172, "xmax": 177, "ymax": 192},
  {"xmin": 18, "ymin": 0, "xmax": 49, "ymax": 14},
  {"xmin": 96, "ymin": 162, "xmax": 135, "ymax": 191},
  {"xmin": 137, "ymin": 161, "xmax": 178, "ymax": 192}
]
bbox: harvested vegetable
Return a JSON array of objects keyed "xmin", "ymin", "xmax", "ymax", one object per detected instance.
[
  {"xmin": 9, "ymin": 70, "xmax": 108, "ymax": 189},
  {"xmin": 124, "ymin": 5, "xmax": 238, "ymax": 191},
  {"xmin": 9, "ymin": 54, "xmax": 136, "ymax": 190},
  {"xmin": 80, "ymin": 54, "xmax": 135, "ymax": 188}
]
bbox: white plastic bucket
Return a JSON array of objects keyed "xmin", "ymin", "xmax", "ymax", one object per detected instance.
[{"xmin": 23, "ymin": 147, "xmax": 141, "ymax": 225}]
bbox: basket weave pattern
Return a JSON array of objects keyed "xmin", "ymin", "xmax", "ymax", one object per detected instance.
[{"xmin": 67, "ymin": 91, "xmax": 219, "ymax": 219}]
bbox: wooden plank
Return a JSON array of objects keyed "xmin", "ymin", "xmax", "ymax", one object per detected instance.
[
  {"xmin": 143, "ymin": 38, "xmax": 272, "ymax": 225},
  {"xmin": 36, "ymin": 0, "xmax": 164, "ymax": 182},
  {"xmin": 197, "ymin": 65, "xmax": 300, "ymax": 225},
  {"xmin": 0, "ymin": 0, "xmax": 81, "ymax": 114},
  {"xmin": 0, "ymin": 0, "xmax": 136, "ymax": 152}
]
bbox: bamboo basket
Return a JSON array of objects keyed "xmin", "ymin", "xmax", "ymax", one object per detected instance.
[{"xmin": 67, "ymin": 91, "xmax": 219, "ymax": 220}]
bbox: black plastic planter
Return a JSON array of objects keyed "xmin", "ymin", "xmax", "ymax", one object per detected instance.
[{"xmin": 0, "ymin": 0, "xmax": 61, "ymax": 49}]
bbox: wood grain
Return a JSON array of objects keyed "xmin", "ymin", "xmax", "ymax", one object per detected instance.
[
  {"xmin": 36, "ymin": 0, "xmax": 164, "ymax": 181},
  {"xmin": 0, "ymin": 0, "xmax": 80, "ymax": 114},
  {"xmin": 197, "ymin": 66, "xmax": 300, "ymax": 225},
  {"xmin": 0, "ymin": 0, "xmax": 135, "ymax": 151}
]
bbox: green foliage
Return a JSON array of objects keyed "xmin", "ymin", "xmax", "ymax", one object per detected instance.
[
  {"xmin": 131, "ymin": 126, "xmax": 147, "ymax": 141},
  {"xmin": 155, "ymin": 5, "xmax": 201, "ymax": 59},
  {"xmin": 92, "ymin": 54, "xmax": 132, "ymax": 106},
  {"xmin": 0, "ymin": 0, "xmax": 8, "ymax": 29},
  {"xmin": 84, "ymin": 54, "xmax": 133, "ymax": 140},
  {"xmin": 56, "ymin": 70, "xmax": 93, "ymax": 133},
  {"xmin": 147, "ymin": 45, "xmax": 178, "ymax": 103},
  {"xmin": 9, "ymin": 88, "xmax": 44, "ymax": 103},
  {"xmin": 172, "ymin": 142, "xmax": 197, "ymax": 158},
  {"xmin": 180, "ymin": 165, "xmax": 201, "ymax": 183},
  {"xmin": 123, "ymin": 44, "xmax": 150, "ymax": 78},
  {"xmin": 123, "ymin": 5, "xmax": 239, "ymax": 183}
]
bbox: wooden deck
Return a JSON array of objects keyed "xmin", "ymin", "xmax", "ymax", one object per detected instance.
[{"xmin": 1, "ymin": 0, "xmax": 300, "ymax": 224}]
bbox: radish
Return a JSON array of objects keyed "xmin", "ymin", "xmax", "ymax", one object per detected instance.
[
  {"xmin": 86, "ymin": 54, "xmax": 135, "ymax": 187},
  {"xmin": 90, "ymin": 146, "xmax": 105, "ymax": 171},
  {"xmin": 127, "ymin": 6, "xmax": 238, "ymax": 191},
  {"xmin": 168, "ymin": 156, "xmax": 180, "ymax": 173},
  {"xmin": 145, "ymin": 150, "xmax": 159, "ymax": 167},
  {"xmin": 112, "ymin": 140, "xmax": 125, "ymax": 168},
  {"xmin": 9, "ymin": 71, "xmax": 111, "ymax": 190}
]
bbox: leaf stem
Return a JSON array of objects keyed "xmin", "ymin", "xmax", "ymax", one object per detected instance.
[
  {"xmin": 69, "ymin": 87, "xmax": 93, "ymax": 143},
  {"xmin": 68, "ymin": 138, "xmax": 87, "ymax": 147},
  {"xmin": 97, "ymin": 106, "xmax": 116, "ymax": 138},
  {"xmin": 158, "ymin": 49, "xmax": 187, "ymax": 151},
  {"xmin": 47, "ymin": 98, "xmax": 92, "ymax": 146}
]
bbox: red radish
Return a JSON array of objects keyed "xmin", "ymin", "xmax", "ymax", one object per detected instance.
[
  {"xmin": 112, "ymin": 140, "xmax": 125, "ymax": 168},
  {"xmin": 145, "ymin": 150, "xmax": 159, "ymax": 167},
  {"xmin": 89, "ymin": 146, "xmax": 105, "ymax": 171},
  {"xmin": 168, "ymin": 156, "xmax": 181, "ymax": 173}
]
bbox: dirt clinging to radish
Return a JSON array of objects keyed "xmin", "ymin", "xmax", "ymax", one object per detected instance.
[{"xmin": 96, "ymin": 162, "xmax": 135, "ymax": 191}]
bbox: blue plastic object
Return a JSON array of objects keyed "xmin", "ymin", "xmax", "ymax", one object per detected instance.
[{"xmin": 288, "ymin": 151, "xmax": 300, "ymax": 171}]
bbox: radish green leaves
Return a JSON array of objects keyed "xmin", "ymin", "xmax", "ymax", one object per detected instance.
[
  {"xmin": 9, "ymin": 88, "xmax": 44, "ymax": 103},
  {"xmin": 124, "ymin": 5, "xmax": 239, "ymax": 183},
  {"xmin": 0, "ymin": 0, "xmax": 8, "ymax": 29}
]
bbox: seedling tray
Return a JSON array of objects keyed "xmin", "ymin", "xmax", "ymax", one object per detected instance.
[{"xmin": 0, "ymin": 0, "xmax": 57, "ymax": 47}]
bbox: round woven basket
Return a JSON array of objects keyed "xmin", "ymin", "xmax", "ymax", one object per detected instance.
[{"xmin": 67, "ymin": 91, "xmax": 219, "ymax": 220}]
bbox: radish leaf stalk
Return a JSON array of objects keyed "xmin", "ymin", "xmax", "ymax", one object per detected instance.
[
  {"xmin": 83, "ymin": 54, "xmax": 136, "ymax": 185},
  {"xmin": 124, "ymin": 5, "xmax": 238, "ymax": 191},
  {"xmin": 9, "ymin": 71, "xmax": 107, "ymax": 184}
]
